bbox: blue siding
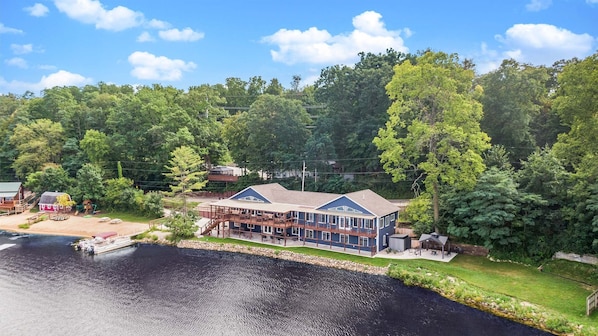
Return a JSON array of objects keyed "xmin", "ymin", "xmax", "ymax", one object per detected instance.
[
  {"xmin": 231, "ymin": 188, "xmax": 271, "ymax": 203},
  {"xmin": 317, "ymin": 196, "xmax": 372, "ymax": 215},
  {"xmin": 377, "ymin": 212, "xmax": 398, "ymax": 251}
]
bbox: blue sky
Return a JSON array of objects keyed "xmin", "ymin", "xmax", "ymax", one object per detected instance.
[{"xmin": 1, "ymin": 0, "xmax": 596, "ymax": 95}]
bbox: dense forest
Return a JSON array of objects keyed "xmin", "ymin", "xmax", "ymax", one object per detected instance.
[{"xmin": 0, "ymin": 49, "xmax": 596, "ymax": 263}]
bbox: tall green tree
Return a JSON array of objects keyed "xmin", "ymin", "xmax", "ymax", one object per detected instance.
[
  {"xmin": 444, "ymin": 168, "xmax": 546, "ymax": 257},
  {"xmin": 374, "ymin": 51, "xmax": 491, "ymax": 229},
  {"xmin": 478, "ymin": 60, "xmax": 550, "ymax": 163},
  {"xmin": 10, "ymin": 119, "xmax": 65, "ymax": 179},
  {"xmin": 314, "ymin": 49, "xmax": 414, "ymax": 172},
  {"xmin": 223, "ymin": 94, "xmax": 312, "ymax": 178},
  {"xmin": 71, "ymin": 163, "xmax": 105, "ymax": 203},
  {"xmin": 163, "ymin": 146, "xmax": 207, "ymax": 217},
  {"xmin": 24, "ymin": 165, "xmax": 73, "ymax": 195},
  {"xmin": 552, "ymin": 52, "xmax": 598, "ymax": 179}
]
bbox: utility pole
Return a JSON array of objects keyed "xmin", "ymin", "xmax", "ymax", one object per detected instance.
[{"xmin": 301, "ymin": 161, "xmax": 306, "ymax": 192}]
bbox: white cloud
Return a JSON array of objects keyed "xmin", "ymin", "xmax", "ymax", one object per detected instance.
[
  {"xmin": 526, "ymin": 0, "xmax": 551, "ymax": 11},
  {"xmin": 587, "ymin": 0, "xmax": 598, "ymax": 4},
  {"xmin": 0, "ymin": 70, "xmax": 93, "ymax": 94},
  {"xmin": 147, "ymin": 19, "xmax": 170, "ymax": 29},
  {"xmin": 54, "ymin": 0, "xmax": 143, "ymax": 31},
  {"xmin": 11, "ymin": 43, "xmax": 34, "ymax": 55},
  {"xmin": 261, "ymin": 11, "xmax": 409, "ymax": 65},
  {"xmin": 158, "ymin": 28, "xmax": 204, "ymax": 42},
  {"xmin": 0, "ymin": 23, "xmax": 24, "ymax": 34},
  {"xmin": 128, "ymin": 51, "xmax": 196, "ymax": 81},
  {"xmin": 25, "ymin": 3, "xmax": 50, "ymax": 17},
  {"xmin": 137, "ymin": 31, "xmax": 155, "ymax": 42},
  {"xmin": 475, "ymin": 23, "xmax": 595, "ymax": 73},
  {"xmin": 5, "ymin": 57, "xmax": 28, "ymax": 69}
]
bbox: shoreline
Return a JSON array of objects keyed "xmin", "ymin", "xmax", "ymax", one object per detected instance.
[
  {"xmin": 1, "ymin": 215, "xmax": 585, "ymax": 335},
  {"xmin": 177, "ymin": 239, "xmax": 388, "ymax": 275}
]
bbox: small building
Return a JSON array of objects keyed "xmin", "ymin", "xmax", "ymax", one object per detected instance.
[
  {"xmin": 206, "ymin": 183, "xmax": 399, "ymax": 256},
  {"xmin": 0, "ymin": 182, "xmax": 25, "ymax": 214},
  {"xmin": 39, "ymin": 191, "xmax": 72, "ymax": 212},
  {"xmin": 208, "ymin": 166, "xmax": 239, "ymax": 182},
  {"xmin": 389, "ymin": 233, "xmax": 411, "ymax": 252}
]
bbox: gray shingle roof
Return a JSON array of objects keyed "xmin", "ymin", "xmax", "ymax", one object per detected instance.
[{"xmin": 222, "ymin": 183, "xmax": 398, "ymax": 217}]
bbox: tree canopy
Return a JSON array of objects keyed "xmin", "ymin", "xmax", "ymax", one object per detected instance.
[{"xmin": 374, "ymin": 51, "xmax": 491, "ymax": 227}]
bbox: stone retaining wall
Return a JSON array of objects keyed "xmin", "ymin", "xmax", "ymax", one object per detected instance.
[
  {"xmin": 177, "ymin": 240, "xmax": 388, "ymax": 276},
  {"xmin": 553, "ymin": 251, "xmax": 598, "ymax": 265}
]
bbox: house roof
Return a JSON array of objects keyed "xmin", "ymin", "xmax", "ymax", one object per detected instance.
[
  {"xmin": 419, "ymin": 233, "xmax": 449, "ymax": 246},
  {"xmin": 39, "ymin": 191, "xmax": 67, "ymax": 204},
  {"xmin": 214, "ymin": 183, "xmax": 398, "ymax": 218},
  {"xmin": 0, "ymin": 182, "xmax": 22, "ymax": 198}
]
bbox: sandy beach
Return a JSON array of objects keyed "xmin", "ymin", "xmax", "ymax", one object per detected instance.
[{"xmin": 0, "ymin": 211, "xmax": 149, "ymax": 238}]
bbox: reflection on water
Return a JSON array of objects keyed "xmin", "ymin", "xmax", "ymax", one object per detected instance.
[{"xmin": 0, "ymin": 233, "xmax": 550, "ymax": 336}]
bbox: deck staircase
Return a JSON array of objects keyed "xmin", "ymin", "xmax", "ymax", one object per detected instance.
[{"xmin": 200, "ymin": 218, "xmax": 220, "ymax": 236}]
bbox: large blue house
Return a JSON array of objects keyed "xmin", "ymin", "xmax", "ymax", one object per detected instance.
[{"xmin": 206, "ymin": 183, "xmax": 398, "ymax": 256}]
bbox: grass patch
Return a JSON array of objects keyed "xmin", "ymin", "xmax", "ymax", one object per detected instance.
[
  {"xmin": 18, "ymin": 223, "xmax": 30, "ymax": 229},
  {"xmin": 542, "ymin": 259, "xmax": 598, "ymax": 287},
  {"xmin": 98, "ymin": 211, "xmax": 157, "ymax": 223},
  {"xmin": 395, "ymin": 255, "xmax": 597, "ymax": 335}
]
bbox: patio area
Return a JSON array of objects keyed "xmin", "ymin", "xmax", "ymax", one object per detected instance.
[{"xmin": 202, "ymin": 226, "xmax": 457, "ymax": 262}]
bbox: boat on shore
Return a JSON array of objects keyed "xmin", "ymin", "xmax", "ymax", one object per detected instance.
[{"xmin": 74, "ymin": 231, "xmax": 135, "ymax": 255}]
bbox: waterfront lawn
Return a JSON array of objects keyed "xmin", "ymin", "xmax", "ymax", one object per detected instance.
[
  {"xmin": 400, "ymin": 255, "xmax": 597, "ymax": 332},
  {"xmin": 100, "ymin": 211, "xmax": 156, "ymax": 224}
]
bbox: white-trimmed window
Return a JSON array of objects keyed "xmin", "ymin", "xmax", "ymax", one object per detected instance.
[
  {"xmin": 306, "ymin": 212, "xmax": 314, "ymax": 223},
  {"xmin": 322, "ymin": 231, "xmax": 331, "ymax": 241},
  {"xmin": 339, "ymin": 217, "xmax": 346, "ymax": 229},
  {"xmin": 306, "ymin": 229, "xmax": 314, "ymax": 239},
  {"xmin": 330, "ymin": 215, "xmax": 337, "ymax": 225},
  {"xmin": 364, "ymin": 219, "xmax": 373, "ymax": 230},
  {"xmin": 385, "ymin": 215, "xmax": 390, "ymax": 228},
  {"xmin": 263, "ymin": 226, "xmax": 273, "ymax": 234},
  {"xmin": 275, "ymin": 227, "xmax": 283, "ymax": 234},
  {"xmin": 291, "ymin": 227, "xmax": 300, "ymax": 236},
  {"xmin": 233, "ymin": 222, "xmax": 240, "ymax": 228},
  {"xmin": 339, "ymin": 234, "xmax": 349, "ymax": 244},
  {"xmin": 360, "ymin": 237, "xmax": 369, "ymax": 246},
  {"xmin": 352, "ymin": 218, "xmax": 359, "ymax": 228},
  {"xmin": 247, "ymin": 224, "xmax": 255, "ymax": 230}
]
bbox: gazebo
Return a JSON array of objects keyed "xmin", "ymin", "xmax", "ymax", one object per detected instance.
[{"xmin": 419, "ymin": 233, "xmax": 450, "ymax": 259}]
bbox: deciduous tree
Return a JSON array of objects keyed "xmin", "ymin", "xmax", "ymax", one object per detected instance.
[{"xmin": 374, "ymin": 51, "xmax": 490, "ymax": 229}]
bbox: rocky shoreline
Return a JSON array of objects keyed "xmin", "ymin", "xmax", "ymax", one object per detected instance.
[{"xmin": 177, "ymin": 239, "xmax": 389, "ymax": 275}]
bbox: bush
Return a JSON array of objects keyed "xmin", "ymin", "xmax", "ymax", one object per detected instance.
[{"xmin": 142, "ymin": 191, "xmax": 164, "ymax": 218}]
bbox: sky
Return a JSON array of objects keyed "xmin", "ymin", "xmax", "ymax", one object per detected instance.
[{"xmin": 0, "ymin": 0, "xmax": 596, "ymax": 95}]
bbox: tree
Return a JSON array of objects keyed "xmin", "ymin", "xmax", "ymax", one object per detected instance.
[
  {"xmin": 71, "ymin": 163, "xmax": 105, "ymax": 203},
  {"xmin": 374, "ymin": 51, "xmax": 491, "ymax": 229},
  {"xmin": 163, "ymin": 146, "xmax": 207, "ymax": 217},
  {"xmin": 103, "ymin": 177, "xmax": 140, "ymax": 212},
  {"xmin": 478, "ymin": 59, "xmax": 550, "ymax": 163},
  {"xmin": 314, "ymin": 49, "xmax": 414, "ymax": 172},
  {"xmin": 24, "ymin": 165, "xmax": 73, "ymax": 195},
  {"xmin": 163, "ymin": 146, "xmax": 207, "ymax": 240},
  {"xmin": 444, "ymin": 168, "xmax": 546, "ymax": 254},
  {"xmin": 80, "ymin": 129, "xmax": 110, "ymax": 166},
  {"xmin": 223, "ymin": 95, "xmax": 312, "ymax": 178},
  {"xmin": 10, "ymin": 119, "xmax": 65, "ymax": 179},
  {"xmin": 552, "ymin": 52, "xmax": 598, "ymax": 179}
]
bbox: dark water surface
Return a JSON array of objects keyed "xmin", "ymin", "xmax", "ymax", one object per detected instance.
[{"xmin": 0, "ymin": 233, "xmax": 551, "ymax": 336}]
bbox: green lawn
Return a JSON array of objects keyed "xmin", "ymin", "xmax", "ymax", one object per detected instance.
[
  {"xmin": 98, "ymin": 211, "xmax": 156, "ymax": 223},
  {"xmin": 399, "ymin": 255, "xmax": 597, "ymax": 331}
]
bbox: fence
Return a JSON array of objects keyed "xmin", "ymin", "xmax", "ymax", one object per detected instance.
[{"xmin": 588, "ymin": 290, "xmax": 598, "ymax": 316}]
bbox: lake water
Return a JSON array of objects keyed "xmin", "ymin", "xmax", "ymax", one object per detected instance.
[{"xmin": 0, "ymin": 233, "xmax": 551, "ymax": 336}]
